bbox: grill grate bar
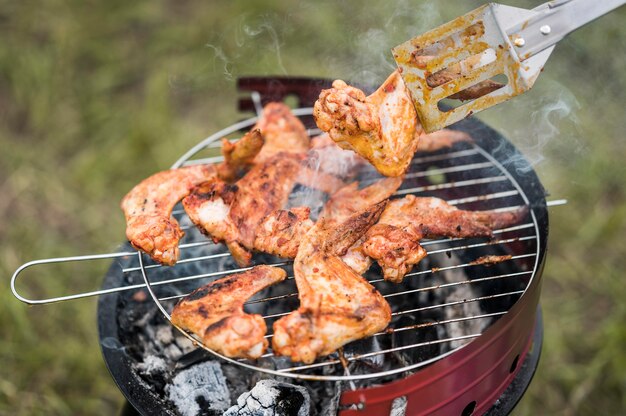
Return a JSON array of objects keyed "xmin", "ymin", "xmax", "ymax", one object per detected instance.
[
  {"xmin": 425, "ymin": 235, "xmax": 535, "ymax": 256},
  {"xmin": 395, "ymin": 175, "xmax": 507, "ymax": 196},
  {"xmin": 420, "ymin": 222, "xmax": 534, "ymax": 247},
  {"xmin": 383, "ymin": 270, "xmax": 533, "ymax": 299},
  {"xmin": 160, "ymin": 197, "xmax": 531, "ymax": 273},
  {"xmin": 401, "ymin": 161, "xmax": 495, "ymax": 180},
  {"xmin": 393, "ymin": 290, "xmax": 525, "ymax": 317},
  {"xmin": 446, "ymin": 190, "xmax": 519, "ymax": 206},
  {"xmin": 372, "ymin": 253, "xmax": 536, "ymax": 284},
  {"xmin": 154, "ymin": 240, "xmax": 536, "ymax": 303},
  {"xmin": 258, "ymin": 281, "xmax": 529, "ymax": 320},
  {"xmin": 171, "ymin": 154, "xmax": 497, "ymax": 217},
  {"xmin": 273, "ymin": 334, "xmax": 482, "ymax": 372},
  {"xmin": 188, "ymin": 146, "xmax": 480, "ymax": 170},
  {"xmin": 263, "ymin": 310, "xmax": 507, "ymax": 340},
  {"xmin": 176, "ymin": 187, "xmax": 520, "ymax": 232},
  {"xmin": 145, "ymin": 261, "xmax": 291, "ymax": 296}
]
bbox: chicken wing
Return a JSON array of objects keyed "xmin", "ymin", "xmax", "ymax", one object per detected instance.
[
  {"xmin": 363, "ymin": 195, "xmax": 529, "ymax": 282},
  {"xmin": 183, "ymin": 153, "xmax": 303, "ymax": 266},
  {"xmin": 313, "ymin": 62, "xmax": 499, "ymax": 177},
  {"xmin": 251, "ymin": 103, "xmax": 350, "ymax": 194},
  {"xmin": 320, "ymin": 177, "xmax": 403, "ymax": 224},
  {"xmin": 253, "ymin": 207, "xmax": 314, "ymax": 259},
  {"xmin": 272, "ymin": 201, "xmax": 391, "ymax": 364},
  {"xmin": 254, "ymin": 102, "xmax": 310, "ymax": 162},
  {"xmin": 217, "ymin": 128, "xmax": 265, "ymax": 182},
  {"xmin": 314, "ymin": 70, "xmax": 421, "ymax": 177},
  {"xmin": 171, "ymin": 265, "xmax": 286, "ymax": 359},
  {"xmin": 121, "ymin": 164, "xmax": 217, "ymax": 265}
]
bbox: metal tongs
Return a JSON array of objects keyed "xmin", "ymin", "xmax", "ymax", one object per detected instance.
[{"xmin": 393, "ymin": 0, "xmax": 625, "ymax": 133}]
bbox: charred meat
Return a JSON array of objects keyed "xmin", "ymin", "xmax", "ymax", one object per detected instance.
[{"xmin": 171, "ymin": 265, "xmax": 286, "ymax": 359}]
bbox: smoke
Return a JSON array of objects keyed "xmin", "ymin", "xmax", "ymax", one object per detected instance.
[
  {"xmin": 494, "ymin": 79, "xmax": 583, "ymax": 176},
  {"xmin": 328, "ymin": 1, "xmax": 443, "ymax": 86}
]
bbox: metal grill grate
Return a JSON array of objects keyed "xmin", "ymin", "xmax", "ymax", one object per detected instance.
[
  {"xmin": 10, "ymin": 108, "xmax": 549, "ymax": 383},
  {"xmin": 138, "ymin": 108, "xmax": 542, "ymax": 382}
]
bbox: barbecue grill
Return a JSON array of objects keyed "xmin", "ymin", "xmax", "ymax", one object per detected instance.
[{"xmin": 11, "ymin": 77, "xmax": 557, "ymax": 415}]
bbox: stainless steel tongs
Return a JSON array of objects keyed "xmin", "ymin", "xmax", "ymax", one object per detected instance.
[{"xmin": 393, "ymin": 0, "xmax": 625, "ymax": 133}]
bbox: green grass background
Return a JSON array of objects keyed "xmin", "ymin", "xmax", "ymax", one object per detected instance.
[{"xmin": 1, "ymin": 1, "xmax": 625, "ymax": 414}]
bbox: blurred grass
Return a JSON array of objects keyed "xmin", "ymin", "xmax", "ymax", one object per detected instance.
[{"xmin": 1, "ymin": 1, "xmax": 625, "ymax": 414}]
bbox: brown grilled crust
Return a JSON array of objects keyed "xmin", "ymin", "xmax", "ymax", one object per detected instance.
[
  {"xmin": 121, "ymin": 164, "xmax": 217, "ymax": 265},
  {"xmin": 363, "ymin": 196, "xmax": 529, "ymax": 282},
  {"xmin": 272, "ymin": 202, "xmax": 392, "ymax": 364},
  {"xmin": 171, "ymin": 265, "xmax": 286, "ymax": 359},
  {"xmin": 218, "ymin": 129, "xmax": 265, "ymax": 182}
]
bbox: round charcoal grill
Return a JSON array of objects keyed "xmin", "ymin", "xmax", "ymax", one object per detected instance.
[{"xmin": 11, "ymin": 77, "xmax": 550, "ymax": 415}]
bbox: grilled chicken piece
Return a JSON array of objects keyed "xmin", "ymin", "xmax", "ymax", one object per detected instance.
[
  {"xmin": 318, "ymin": 177, "xmax": 404, "ymax": 274},
  {"xmin": 363, "ymin": 196, "xmax": 529, "ymax": 282},
  {"xmin": 417, "ymin": 129, "xmax": 473, "ymax": 152},
  {"xmin": 218, "ymin": 128, "xmax": 265, "ymax": 182},
  {"xmin": 245, "ymin": 103, "xmax": 350, "ymax": 194},
  {"xmin": 183, "ymin": 153, "xmax": 302, "ymax": 266},
  {"xmin": 254, "ymin": 102, "xmax": 310, "ymax": 162},
  {"xmin": 320, "ymin": 177, "xmax": 403, "ymax": 224},
  {"xmin": 308, "ymin": 133, "xmax": 366, "ymax": 180},
  {"xmin": 314, "ymin": 70, "xmax": 421, "ymax": 177},
  {"xmin": 171, "ymin": 265, "xmax": 286, "ymax": 359},
  {"xmin": 121, "ymin": 164, "xmax": 217, "ymax": 265},
  {"xmin": 254, "ymin": 207, "xmax": 314, "ymax": 259},
  {"xmin": 272, "ymin": 201, "xmax": 391, "ymax": 364},
  {"xmin": 313, "ymin": 64, "xmax": 496, "ymax": 177}
]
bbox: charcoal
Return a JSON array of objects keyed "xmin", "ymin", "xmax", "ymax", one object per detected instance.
[
  {"xmin": 317, "ymin": 381, "xmax": 342, "ymax": 416},
  {"xmin": 165, "ymin": 361, "xmax": 230, "ymax": 416},
  {"xmin": 224, "ymin": 379, "xmax": 311, "ymax": 416}
]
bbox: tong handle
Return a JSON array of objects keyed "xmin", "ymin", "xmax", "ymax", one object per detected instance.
[{"xmin": 509, "ymin": 0, "xmax": 626, "ymax": 60}]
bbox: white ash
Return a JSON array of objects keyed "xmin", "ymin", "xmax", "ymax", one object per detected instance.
[
  {"xmin": 156, "ymin": 325, "xmax": 174, "ymax": 345},
  {"xmin": 390, "ymin": 396, "xmax": 407, "ymax": 416},
  {"xmin": 136, "ymin": 355, "xmax": 168, "ymax": 377},
  {"xmin": 318, "ymin": 381, "xmax": 342, "ymax": 416},
  {"xmin": 165, "ymin": 361, "xmax": 230, "ymax": 416},
  {"xmin": 437, "ymin": 253, "xmax": 491, "ymax": 350},
  {"xmin": 224, "ymin": 379, "xmax": 310, "ymax": 416}
]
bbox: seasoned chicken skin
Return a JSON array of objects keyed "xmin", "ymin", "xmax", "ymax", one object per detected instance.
[
  {"xmin": 363, "ymin": 196, "xmax": 529, "ymax": 282},
  {"xmin": 319, "ymin": 177, "xmax": 404, "ymax": 274},
  {"xmin": 218, "ymin": 128, "xmax": 265, "ymax": 182},
  {"xmin": 272, "ymin": 201, "xmax": 391, "ymax": 364},
  {"xmin": 254, "ymin": 102, "xmax": 310, "ymax": 162},
  {"xmin": 183, "ymin": 153, "xmax": 302, "ymax": 266},
  {"xmin": 254, "ymin": 207, "xmax": 314, "ymax": 259},
  {"xmin": 313, "ymin": 64, "xmax": 496, "ymax": 177},
  {"xmin": 171, "ymin": 265, "xmax": 286, "ymax": 359},
  {"xmin": 314, "ymin": 70, "xmax": 421, "ymax": 177},
  {"xmin": 121, "ymin": 125, "xmax": 266, "ymax": 265},
  {"xmin": 121, "ymin": 164, "xmax": 217, "ymax": 265}
]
